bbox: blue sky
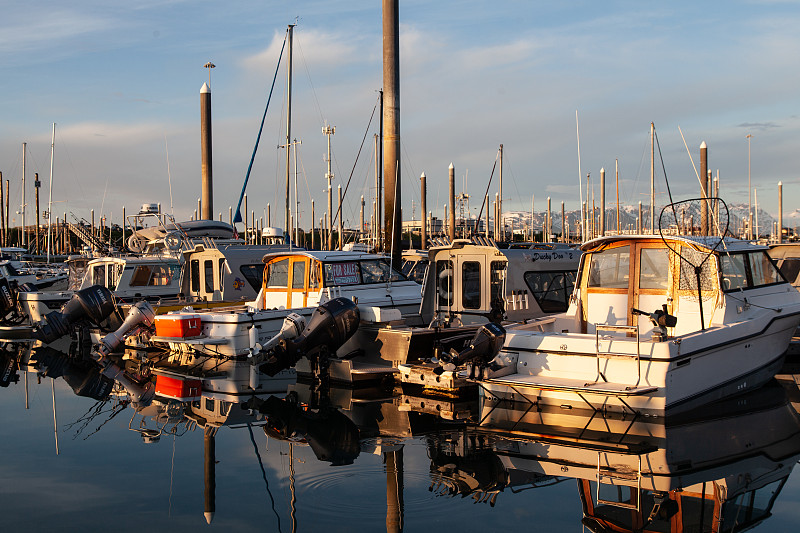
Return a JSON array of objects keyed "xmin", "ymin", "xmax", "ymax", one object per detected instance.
[{"xmin": 2, "ymin": 1, "xmax": 799, "ymax": 230}]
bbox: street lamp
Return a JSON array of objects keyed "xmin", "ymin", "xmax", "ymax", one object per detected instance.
[{"xmin": 204, "ymin": 62, "xmax": 215, "ymax": 87}]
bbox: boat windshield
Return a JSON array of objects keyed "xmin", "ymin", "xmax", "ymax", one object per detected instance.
[
  {"xmin": 720, "ymin": 251, "xmax": 784, "ymax": 292},
  {"xmin": 323, "ymin": 259, "xmax": 406, "ymax": 287}
]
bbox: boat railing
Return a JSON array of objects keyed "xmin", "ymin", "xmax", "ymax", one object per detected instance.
[
  {"xmin": 596, "ymin": 452, "xmax": 642, "ymax": 511},
  {"xmin": 594, "ymin": 323, "xmax": 642, "ymax": 387}
]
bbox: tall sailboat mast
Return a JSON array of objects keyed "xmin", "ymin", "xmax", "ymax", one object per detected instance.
[
  {"xmin": 284, "ymin": 24, "xmax": 294, "ymax": 245},
  {"xmin": 47, "ymin": 123, "xmax": 55, "ymax": 261},
  {"xmin": 21, "ymin": 142, "xmax": 26, "ymax": 248}
]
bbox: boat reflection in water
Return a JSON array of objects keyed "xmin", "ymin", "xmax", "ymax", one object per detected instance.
[
  {"xmin": 457, "ymin": 382, "xmax": 800, "ymax": 532},
  {"xmin": 5, "ymin": 337, "xmax": 800, "ymax": 531}
]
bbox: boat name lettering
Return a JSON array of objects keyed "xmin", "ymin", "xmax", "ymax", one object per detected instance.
[{"xmin": 524, "ymin": 251, "xmax": 573, "ymax": 263}]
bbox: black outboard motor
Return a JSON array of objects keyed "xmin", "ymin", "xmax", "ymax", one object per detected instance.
[
  {"xmin": 33, "ymin": 345, "xmax": 114, "ymax": 400},
  {"xmin": 247, "ymin": 395, "xmax": 361, "ymax": 466},
  {"xmin": 0, "ymin": 350, "xmax": 19, "ymax": 387},
  {"xmin": 436, "ymin": 322, "xmax": 506, "ymax": 377},
  {"xmin": 34, "ymin": 285, "xmax": 116, "ymax": 343},
  {"xmin": 0, "ymin": 278, "xmax": 32, "ymax": 325},
  {"xmin": 259, "ymin": 297, "xmax": 360, "ymax": 377}
]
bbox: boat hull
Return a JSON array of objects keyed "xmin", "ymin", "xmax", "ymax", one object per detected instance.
[{"xmin": 479, "ymin": 310, "xmax": 800, "ymax": 416}]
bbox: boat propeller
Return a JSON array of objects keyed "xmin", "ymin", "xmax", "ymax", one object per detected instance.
[
  {"xmin": 258, "ymin": 297, "xmax": 360, "ymax": 377},
  {"xmin": 435, "ymin": 322, "xmax": 506, "ymax": 376},
  {"xmin": 632, "ymin": 305, "xmax": 677, "ymax": 337}
]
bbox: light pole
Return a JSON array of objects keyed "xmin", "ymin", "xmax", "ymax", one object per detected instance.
[
  {"xmin": 746, "ymin": 133, "xmax": 753, "ymax": 239},
  {"xmin": 204, "ymin": 62, "xmax": 215, "ymax": 87}
]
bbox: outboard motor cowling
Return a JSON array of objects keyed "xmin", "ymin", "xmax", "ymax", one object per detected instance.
[
  {"xmin": 438, "ymin": 322, "xmax": 506, "ymax": 373},
  {"xmin": 34, "ymin": 285, "xmax": 116, "ymax": 343},
  {"xmin": 259, "ymin": 297, "xmax": 360, "ymax": 377}
]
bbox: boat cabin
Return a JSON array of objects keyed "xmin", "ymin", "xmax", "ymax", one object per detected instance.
[
  {"xmin": 255, "ymin": 250, "xmax": 421, "ymax": 317},
  {"xmin": 416, "ymin": 240, "xmax": 581, "ymax": 326},
  {"xmin": 181, "ymin": 243, "xmax": 293, "ymax": 302},
  {"xmin": 571, "ymin": 235, "xmax": 790, "ymax": 337},
  {"xmin": 80, "ymin": 256, "xmax": 182, "ymax": 303}
]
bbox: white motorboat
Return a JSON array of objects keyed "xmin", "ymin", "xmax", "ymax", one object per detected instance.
[
  {"xmin": 475, "ymin": 234, "xmax": 800, "ymax": 415},
  {"xmin": 150, "ymin": 249, "xmax": 422, "ymax": 358}
]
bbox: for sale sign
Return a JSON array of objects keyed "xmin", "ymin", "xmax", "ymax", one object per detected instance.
[{"xmin": 325, "ymin": 262, "xmax": 360, "ymax": 285}]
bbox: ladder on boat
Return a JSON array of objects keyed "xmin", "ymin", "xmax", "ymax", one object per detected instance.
[
  {"xmin": 596, "ymin": 452, "xmax": 642, "ymax": 512},
  {"xmin": 594, "ymin": 324, "xmax": 642, "ymax": 388}
]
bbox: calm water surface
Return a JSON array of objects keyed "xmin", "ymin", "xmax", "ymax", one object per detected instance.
[{"xmin": 2, "ymin": 345, "xmax": 800, "ymax": 532}]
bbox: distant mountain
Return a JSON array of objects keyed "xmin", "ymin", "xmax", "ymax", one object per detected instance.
[{"xmin": 500, "ymin": 202, "xmax": 781, "ymax": 237}]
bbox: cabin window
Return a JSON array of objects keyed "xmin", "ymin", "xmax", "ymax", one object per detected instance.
[
  {"xmin": 490, "ymin": 261, "xmax": 506, "ymax": 307},
  {"xmin": 266, "ymin": 259, "xmax": 290, "ymax": 288},
  {"xmin": 639, "ymin": 248, "xmax": 669, "ymax": 290},
  {"xmin": 204, "ymin": 260, "xmax": 214, "ymax": 293},
  {"xmin": 309, "ymin": 262, "xmax": 320, "ymax": 289},
  {"xmin": 402, "ymin": 259, "xmax": 427, "ymax": 284},
  {"xmin": 292, "ymin": 260, "xmax": 306, "ymax": 289},
  {"xmin": 436, "ymin": 260, "xmax": 454, "ymax": 307},
  {"xmin": 190, "ymin": 260, "xmax": 200, "ymax": 292},
  {"xmin": 108, "ymin": 264, "xmax": 123, "ymax": 290},
  {"xmin": 324, "ymin": 262, "xmax": 361, "ymax": 286},
  {"xmin": 358, "ymin": 259, "xmax": 401, "ymax": 284},
  {"xmin": 92, "ymin": 264, "xmax": 106, "ymax": 287},
  {"xmin": 720, "ymin": 254, "xmax": 751, "ymax": 291},
  {"xmin": 131, "ymin": 264, "xmax": 176, "ymax": 287},
  {"xmin": 462, "ymin": 261, "xmax": 481, "ymax": 309},
  {"xmin": 778, "ymin": 257, "xmax": 800, "ymax": 285},
  {"xmin": 524, "ymin": 271, "xmax": 575, "ymax": 313},
  {"xmin": 750, "ymin": 252, "xmax": 782, "ymax": 286},
  {"xmin": 239, "ymin": 264, "xmax": 263, "ymax": 291},
  {"xmin": 587, "ymin": 245, "xmax": 630, "ymax": 288}
]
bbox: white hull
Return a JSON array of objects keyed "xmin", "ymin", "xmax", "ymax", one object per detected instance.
[{"xmin": 480, "ymin": 308, "xmax": 800, "ymax": 416}]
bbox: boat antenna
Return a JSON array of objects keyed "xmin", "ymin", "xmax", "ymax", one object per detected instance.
[
  {"xmin": 576, "ymin": 110, "xmax": 584, "ymax": 239},
  {"xmin": 165, "ymin": 134, "xmax": 174, "ymax": 216},
  {"xmin": 51, "ymin": 378, "xmax": 59, "ymax": 455}
]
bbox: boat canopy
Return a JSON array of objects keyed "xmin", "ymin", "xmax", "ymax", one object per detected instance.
[{"xmin": 582, "ymin": 234, "xmax": 768, "ymax": 254}]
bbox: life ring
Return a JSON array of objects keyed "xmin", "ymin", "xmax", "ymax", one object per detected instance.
[
  {"xmin": 438, "ymin": 268, "xmax": 454, "ymax": 302},
  {"xmin": 127, "ymin": 234, "xmax": 147, "ymax": 253},
  {"xmin": 164, "ymin": 231, "xmax": 182, "ymax": 251}
]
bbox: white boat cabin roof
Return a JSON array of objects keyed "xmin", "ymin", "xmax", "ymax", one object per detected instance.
[
  {"xmin": 260, "ymin": 249, "xmax": 394, "ymax": 264},
  {"xmin": 582, "ymin": 234, "xmax": 767, "ymax": 254}
]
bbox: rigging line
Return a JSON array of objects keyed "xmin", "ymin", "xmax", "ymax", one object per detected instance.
[
  {"xmin": 294, "ymin": 32, "xmax": 325, "ymax": 126},
  {"xmin": 165, "ymin": 135, "xmax": 174, "ymax": 215},
  {"xmin": 247, "ymin": 423, "xmax": 283, "ymax": 533},
  {"xmin": 502, "ymin": 151, "xmax": 525, "ymax": 214},
  {"xmin": 234, "ymin": 30, "xmax": 288, "ymax": 225},
  {"xmin": 475, "ymin": 149, "xmax": 500, "ymax": 227},
  {"xmin": 653, "ymin": 128, "xmax": 678, "ymax": 227},
  {"xmin": 331, "ymin": 94, "xmax": 379, "ymax": 230},
  {"xmin": 677, "ymin": 126, "xmax": 727, "ymax": 245}
]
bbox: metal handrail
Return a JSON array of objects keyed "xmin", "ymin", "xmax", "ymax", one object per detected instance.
[
  {"xmin": 596, "ymin": 453, "xmax": 642, "ymax": 511},
  {"xmin": 594, "ymin": 323, "xmax": 641, "ymax": 387}
]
